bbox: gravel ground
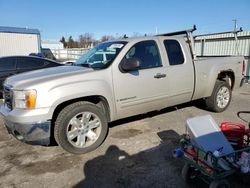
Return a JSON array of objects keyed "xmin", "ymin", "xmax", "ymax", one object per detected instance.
[{"xmin": 0, "ymin": 84, "xmax": 249, "ymax": 188}]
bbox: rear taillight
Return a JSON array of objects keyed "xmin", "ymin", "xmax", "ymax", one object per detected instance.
[{"xmin": 242, "ymin": 60, "xmax": 246, "ymax": 75}]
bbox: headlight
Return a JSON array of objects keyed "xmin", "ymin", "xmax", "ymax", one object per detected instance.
[{"xmin": 13, "ymin": 90, "xmax": 37, "ymax": 109}]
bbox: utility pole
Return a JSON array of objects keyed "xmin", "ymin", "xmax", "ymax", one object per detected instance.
[
  {"xmin": 232, "ymin": 19, "xmax": 237, "ymax": 32},
  {"xmin": 232, "ymin": 19, "xmax": 239, "ymax": 55},
  {"xmin": 155, "ymin": 27, "xmax": 158, "ymax": 35}
]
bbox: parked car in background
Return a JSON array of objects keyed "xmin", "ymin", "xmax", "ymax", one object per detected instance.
[
  {"xmin": 0, "ymin": 56, "xmax": 62, "ymax": 93},
  {"xmin": 29, "ymin": 53, "xmax": 44, "ymax": 58}
]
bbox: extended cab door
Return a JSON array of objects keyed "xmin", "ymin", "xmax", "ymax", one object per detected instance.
[
  {"xmin": 112, "ymin": 40, "xmax": 170, "ymax": 119},
  {"xmin": 159, "ymin": 38, "xmax": 195, "ymax": 106}
]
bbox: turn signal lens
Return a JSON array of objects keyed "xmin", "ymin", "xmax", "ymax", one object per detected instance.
[
  {"xmin": 13, "ymin": 90, "xmax": 37, "ymax": 109},
  {"xmin": 25, "ymin": 90, "xmax": 37, "ymax": 109}
]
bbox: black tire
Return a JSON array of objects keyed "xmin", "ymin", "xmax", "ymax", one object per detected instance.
[
  {"xmin": 54, "ymin": 101, "xmax": 108, "ymax": 154},
  {"xmin": 205, "ymin": 80, "xmax": 232, "ymax": 112},
  {"xmin": 181, "ymin": 163, "xmax": 198, "ymax": 184},
  {"xmin": 209, "ymin": 179, "xmax": 230, "ymax": 188}
]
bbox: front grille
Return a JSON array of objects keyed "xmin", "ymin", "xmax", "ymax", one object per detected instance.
[{"xmin": 3, "ymin": 85, "xmax": 13, "ymax": 110}]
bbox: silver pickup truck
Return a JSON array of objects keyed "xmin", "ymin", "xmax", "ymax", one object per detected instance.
[{"xmin": 0, "ymin": 27, "xmax": 245, "ymax": 154}]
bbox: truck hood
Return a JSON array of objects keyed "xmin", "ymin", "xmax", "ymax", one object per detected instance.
[{"xmin": 5, "ymin": 65, "xmax": 94, "ymax": 89}]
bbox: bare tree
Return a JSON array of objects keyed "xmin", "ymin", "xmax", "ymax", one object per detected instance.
[
  {"xmin": 100, "ymin": 35, "xmax": 114, "ymax": 42},
  {"xmin": 79, "ymin": 33, "xmax": 94, "ymax": 48}
]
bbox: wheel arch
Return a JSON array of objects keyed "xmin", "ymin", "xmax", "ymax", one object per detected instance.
[
  {"xmin": 51, "ymin": 95, "xmax": 111, "ymax": 124},
  {"xmin": 217, "ymin": 70, "xmax": 235, "ymax": 90}
]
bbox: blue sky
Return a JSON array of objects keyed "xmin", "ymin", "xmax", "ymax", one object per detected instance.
[{"xmin": 0, "ymin": 0, "xmax": 250, "ymax": 41}]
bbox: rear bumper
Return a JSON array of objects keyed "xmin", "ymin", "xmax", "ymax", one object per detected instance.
[
  {"xmin": 0, "ymin": 105, "xmax": 51, "ymax": 145},
  {"xmin": 240, "ymin": 76, "xmax": 249, "ymax": 87}
]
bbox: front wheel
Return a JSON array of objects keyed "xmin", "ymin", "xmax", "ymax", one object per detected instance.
[
  {"xmin": 205, "ymin": 80, "xmax": 232, "ymax": 112},
  {"xmin": 54, "ymin": 101, "xmax": 108, "ymax": 154}
]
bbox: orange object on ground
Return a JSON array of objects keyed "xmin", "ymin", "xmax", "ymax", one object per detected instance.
[{"xmin": 220, "ymin": 122, "xmax": 250, "ymax": 149}]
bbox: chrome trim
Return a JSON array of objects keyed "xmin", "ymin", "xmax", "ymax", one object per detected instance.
[
  {"xmin": 3, "ymin": 84, "xmax": 13, "ymax": 110},
  {"xmin": 2, "ymin": 115, "xmax": 51, "ymax": 145}
]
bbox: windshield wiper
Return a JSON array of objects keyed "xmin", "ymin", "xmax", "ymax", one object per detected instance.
[{"xmin": 79, "ymin": 64, "xmax": 92, "ymax": 68}]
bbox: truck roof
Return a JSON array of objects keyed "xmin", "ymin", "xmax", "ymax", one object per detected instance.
[
  {"xmin": 111, "ymin": 26, "xmax": 197, "ymax": 43},
  {"xmin": 112, "ymin": 26, "xmax": 197, "ymax": 59},
  {"xmin": 110, "ymin": 35, "xmax": 185, "ymax": 43}
]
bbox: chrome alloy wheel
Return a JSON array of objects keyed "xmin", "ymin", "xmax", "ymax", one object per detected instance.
[
  {"xmin": 216, "ymin": 86, "xmax": 230, "ymax": 109},
  {"xmin": 66, "ymin": 112, "xmax": 101, "ymax": 148}
]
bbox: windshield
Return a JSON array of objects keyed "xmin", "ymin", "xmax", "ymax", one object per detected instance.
[{"xmin": 75, "ymin": 41, "xmax": 127, "ymax": 69}]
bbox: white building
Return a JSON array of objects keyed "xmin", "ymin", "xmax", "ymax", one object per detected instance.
[
  {"xmin": 194, "ymin": 31, "xmax": 250, "ymax": 57},
  {"xmin": 0, "ymin": 26, "xmax": 41, "ymax": 56},
  {"xmin": 41, "ymin": 40, "xmax": 64, "ymax": 50},
  {"xmin": 194, "ymin": 31, "xmax": 250, "ymax": 78}
]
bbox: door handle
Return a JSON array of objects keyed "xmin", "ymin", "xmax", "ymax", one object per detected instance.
[{"xmin": 154, "ymin": 73, "xmax": 166, "ymax": 79}]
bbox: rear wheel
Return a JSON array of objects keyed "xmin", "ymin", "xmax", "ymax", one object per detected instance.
[
  {"xmin": 54, "ymin": 101, "xmax": 108, "ymax": 154},
  {"xmin": 205, "ymin": 80, "xmax": 232, "ymax": 112}
]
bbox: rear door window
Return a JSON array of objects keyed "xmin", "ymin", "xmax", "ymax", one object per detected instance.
[
  {"xmin": 0, "ymin": 57, "xmax": 16, "ymax": 71},
  {"xmin": 164, "ymin": 40, "xmax": 184, "ymax": 65},
  {"xmin": 17, "ymin": 57, "xmax": 45, "ymax": 70}
]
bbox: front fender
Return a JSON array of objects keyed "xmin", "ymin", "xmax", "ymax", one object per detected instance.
[{"xmin": 36, "ymin": 80, "xmax": 115, "ymax": 121}]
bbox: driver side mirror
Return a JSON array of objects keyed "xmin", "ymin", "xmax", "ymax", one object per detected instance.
[{"xmin": 120, "ymin": 57, "xmax": 141, "ymax": 73}]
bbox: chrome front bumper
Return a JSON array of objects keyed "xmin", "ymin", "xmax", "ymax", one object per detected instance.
[{"xmin": 0, "ymin": 106, "xmax": 51, "ymax": 146}]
